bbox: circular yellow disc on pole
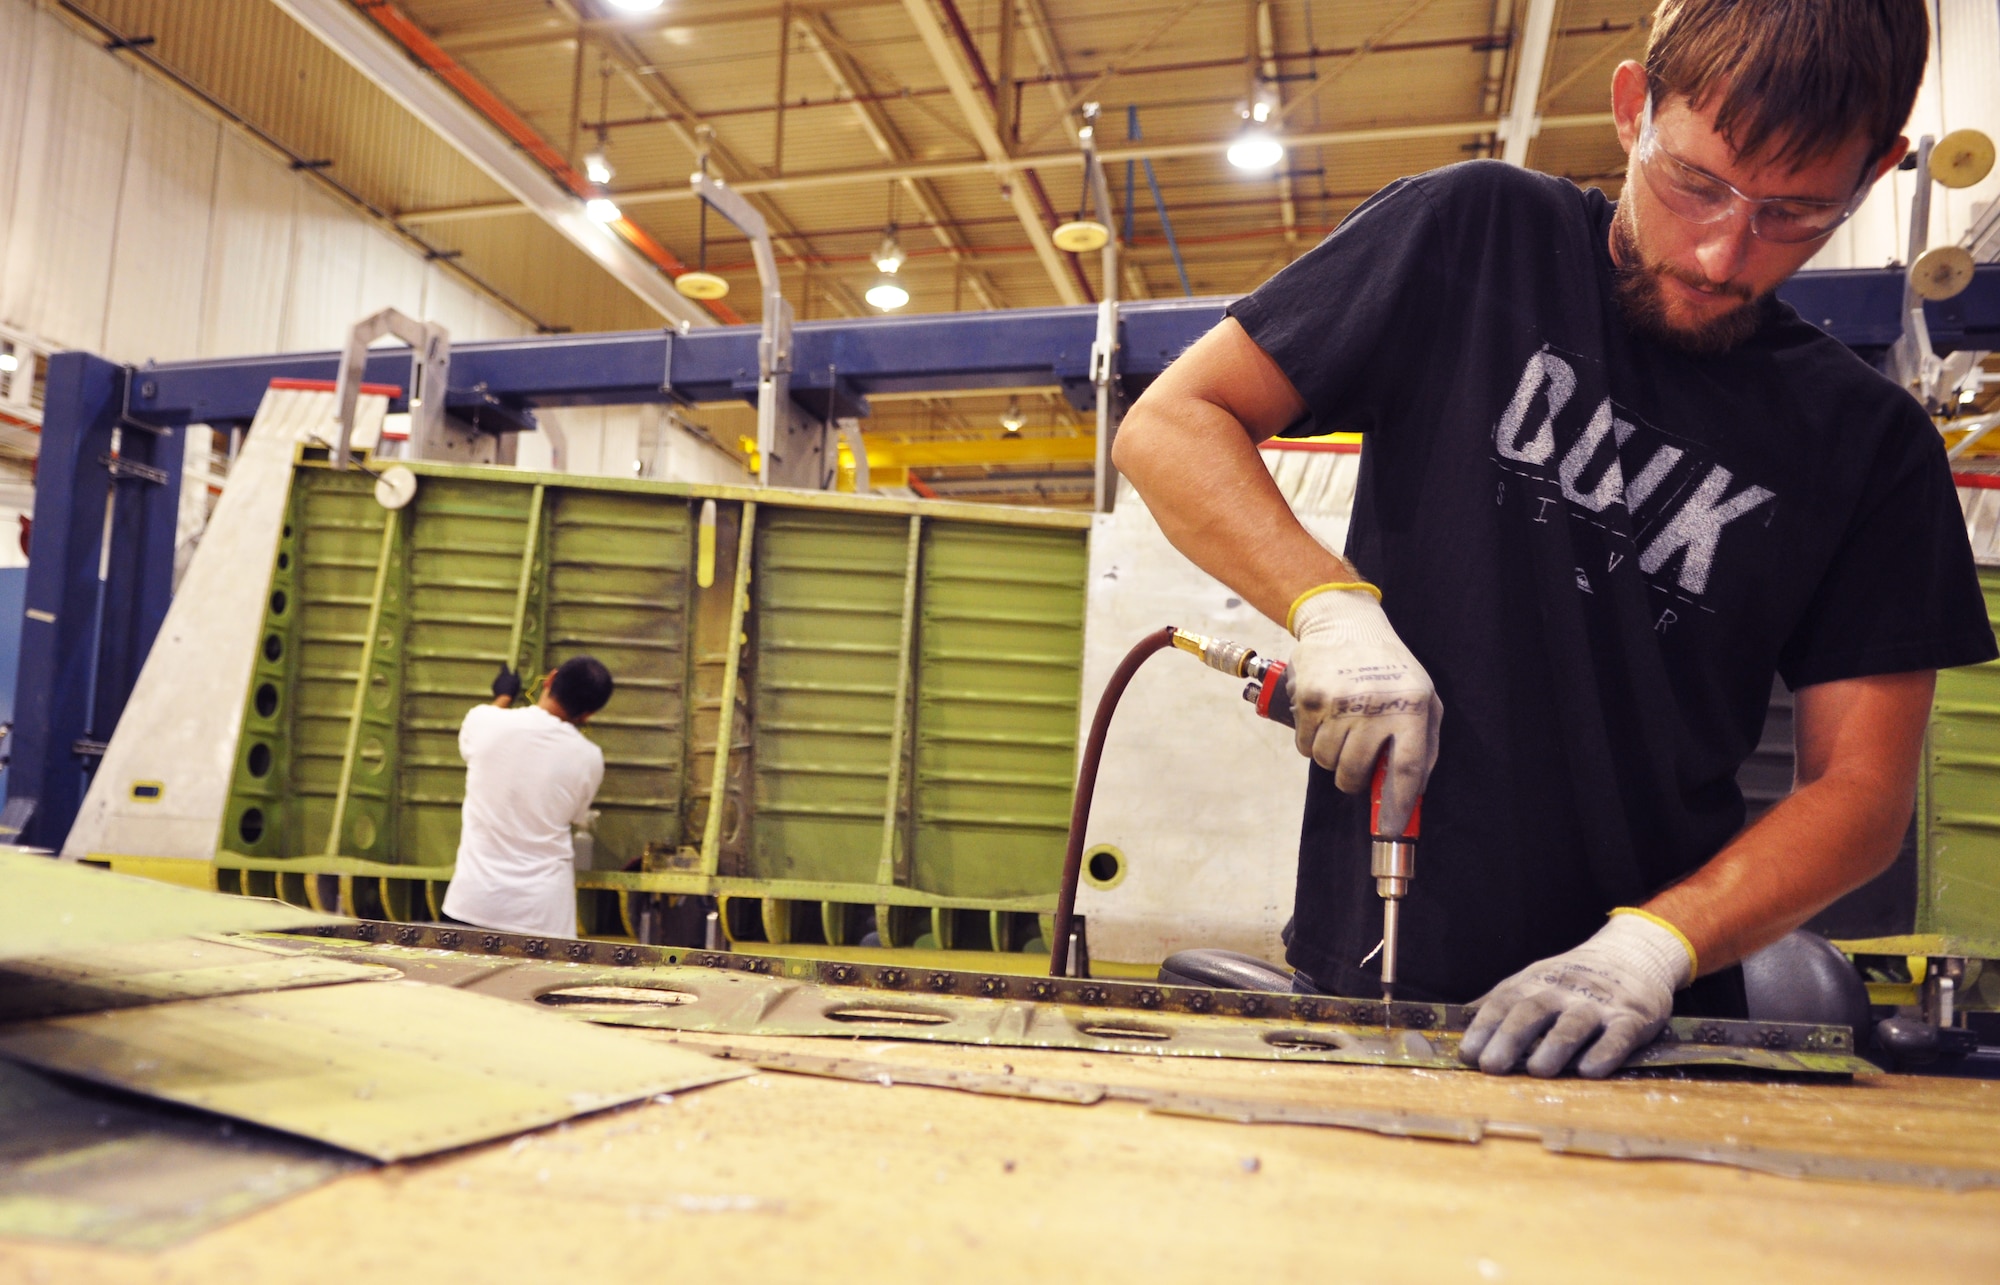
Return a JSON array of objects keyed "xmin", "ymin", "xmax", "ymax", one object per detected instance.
[
  {"xmin": 1052, "ymin": 219, "xmax": 1111, "ymax": 253},
  {"xmin": 1911, "ymin": 245, "xmax": 1976, "ymax": 302},
  {"xmin": 675, "ymin": 271, "xmax": 730, "ymax": 300},
  {"xmin": 1929, "ymin": 130, "xmax": 1996, "ymax": 190}
]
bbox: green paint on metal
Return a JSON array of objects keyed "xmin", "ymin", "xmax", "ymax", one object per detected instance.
[
  {"xmin": 0, "ymin": 1059, "xmax": 361, "ymax": 1250},
  {"xmin": 752, "ymin": 507, "xmax": 911, "ymax": 886},
  {"xmin": 0, "ymin": 852, "xmax": 333, "ymax": 959},
  {"xmin": 913, "ymin": 521, "xmax": 1087, "ymax": 900},
  {"xmin": 544, "ymin": 486, "xmax": 691, "ymax": 869},
  {"xmin": 325, "ymin": 507, "xmax": 403, "ymax": 856},
  {"xmin": 220, "ymin": 460, "xmax": 1089, "ymax": 932},
  {"xmin": 1924, "ymin": 567, "xmax": 2000, "ymax": 945},
  {"xmin": 699, "ymin": 501, "xmax": 756, "ymax": 875},
  {"xmin": 0, "ymin": 980, "xmax": 751, "ymax": 1163},
  {"xmin": 878, "ymin": 515, "xmax": 924, "ymax": 888}
]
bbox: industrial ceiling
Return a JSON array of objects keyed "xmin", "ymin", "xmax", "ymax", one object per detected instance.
[{"xmin": 52, "ymin": 0, "xmax": 1649, "ymax": 503}]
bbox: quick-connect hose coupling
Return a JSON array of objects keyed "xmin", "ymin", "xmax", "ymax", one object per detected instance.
[{"xmin": 1170, "ymin": 629, "xmax": 1259, "ymax": 678}]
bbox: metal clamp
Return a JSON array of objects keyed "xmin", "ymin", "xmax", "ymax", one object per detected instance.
[{"xmin": 98, "ymin": 454, "xmax": 168, "ymax": 486}]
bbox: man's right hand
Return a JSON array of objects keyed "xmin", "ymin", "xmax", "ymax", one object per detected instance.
[
  {"xmin": 1287, "ymin": 587, "xmax": 1440, "ymax": 835},
  {"xmin": 491, "ymin": 663, "xmax": 523, "ymax": 704}
]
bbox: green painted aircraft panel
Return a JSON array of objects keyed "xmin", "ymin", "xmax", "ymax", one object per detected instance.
[
  {"xmin": 1925, "ymin": 566, "xmax": 2000, "ymax": 944},
  {"xmin": 219, "ymin": 458, "xmax": 1090, "ymax": 925}
]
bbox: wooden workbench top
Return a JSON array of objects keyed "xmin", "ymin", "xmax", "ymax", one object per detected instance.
[{"xmin": 7, "ymin": 1030, "xmax": 1998, "ymax": 1284}]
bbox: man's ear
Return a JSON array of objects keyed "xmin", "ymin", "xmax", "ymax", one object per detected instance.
[
  {"xmin": 1610, "ymin": 60, "xmax": 1648, "ymax": 155},
  {"xmin": 1870, "ymin": 136, "xmax": 1912, "ymax": 186}
]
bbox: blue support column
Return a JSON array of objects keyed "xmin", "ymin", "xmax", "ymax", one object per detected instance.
[{"xmin": 6, "ymin": 354, "xmax": 183, "ymax": 849}]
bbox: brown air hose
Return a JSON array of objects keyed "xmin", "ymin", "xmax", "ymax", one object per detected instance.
[{"xmin": 1049, "ymin": 626, "xmax": 1179, "ymax": 978}]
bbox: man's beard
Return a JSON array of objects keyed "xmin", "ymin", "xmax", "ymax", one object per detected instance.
[{"xmin": 1609, "ymin": 202, "xmax": 1764, "ymax": 356}]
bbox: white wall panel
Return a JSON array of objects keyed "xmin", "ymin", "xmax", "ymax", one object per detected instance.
[
  {"xmin": 280, "ymin": 185, "xmax": 365, "ymax": 351},
  {"xmin": 0, "ymin": 10, "xmax": 132, "ymax": 351},
  {"xmin": 198, "ymin": 132, "xmax": 296, "ymax": 358},
  {"xmin": 0, "ymin": 0, "xmax": 43, "ymax": 285},
  {"xmin": 420, "ymin": 263, "xmax": 483, "ymax": 345},
  {"xmin": 358, "ymin": 226, "xmax": 424, "ymax": 320},
  {"xmin": 0, "ymin": 0, "xmax": 530, "ymax": 367},
  {"xmin": 1807, "ymin": 0, "xmax": 2000, "ymax": 270},
  {"xmin": 102, "ymin": 80, "xmax": 220, "ymax": 365},
  {"xmin": 1938, "ymin": 0, "xmax": 2000, "ymax": 243}
]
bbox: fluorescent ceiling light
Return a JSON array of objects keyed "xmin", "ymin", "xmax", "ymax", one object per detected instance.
[
  {"xmin": 583, "ymin": 151, "xmax": 614, "ymax": 185},
  {"xmin": 0, "ymin": 352, "xmax": 16, "ymax": 374},
  {"xmin": 585, "ymin": 197, "xmax": 622, "ymax": 223},
  {"xmin": 1227, "ymin": 129, "xmax": 1285, "ymax": 172},
  {"xmin": 605, "ymin": 0, "xmax": 665, "ymax": 12},
  {"xmin": 865, "ymin": 281, "xmax": 910, "ymax": 311}
]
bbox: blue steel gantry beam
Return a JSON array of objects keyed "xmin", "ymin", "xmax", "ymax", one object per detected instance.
[{"xmin": 9, "ymin": 266, "xmax": 1999, "ymax": 850}]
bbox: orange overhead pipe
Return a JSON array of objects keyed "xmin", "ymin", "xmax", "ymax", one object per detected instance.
[{"xmin": 352, "ymin": 0, "xmax": 744, "ymax": 325}]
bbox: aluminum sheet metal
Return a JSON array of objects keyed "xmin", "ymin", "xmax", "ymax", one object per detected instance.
[
  {"xmin": 0, "ymin": 935, "xmax": 399, "ymax": 1023},
  {"xmin": 724, "ymin": 1048, "xmax": 2000, "ymax": 1193},
  {"xmin": 0, "ymin": 980, "xmax": 751, "ymax": 1162},
  {"xmin": 0, "ymin": 1058, "xmax": 361, "ymax": 1250},
  {"xmin": 0, "ymin": 852, "xmax": 334, "ymax": 960},
  {"xmin": 274, "ymin": 925, "xmax": 1875, "ymax": 1078}
]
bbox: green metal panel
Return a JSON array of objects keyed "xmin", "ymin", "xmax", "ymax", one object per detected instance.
[
  {"xmin": 542, "ymin": 488, "xmax": 690, "ymax": 870},
  {"xmin": 394, "ymin": 476, "xmax": 535, "ymax": 864},
  {"xmin": 1923, "ymin": 566, "xmax": 2000, "ymax": 948},
  {"xmin": 912, "ymin": 521, "xmax": 1087, "ymax": 900},
  {"xmin": 751, "ymin": 508, "xmax": 910, "ymax": 885},
  {"xmin": 218, "ymin": 457, "xmax": 1090, "ymax": 937}
]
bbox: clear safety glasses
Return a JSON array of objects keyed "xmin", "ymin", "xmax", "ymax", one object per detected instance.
[{"xmin": 1634, "ymin": 93, "xmax": 1869, "ymax": 245}]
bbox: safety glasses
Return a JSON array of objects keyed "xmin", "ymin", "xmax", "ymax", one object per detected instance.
[{"xmin": 1634, "ymin": 93, "xmax": 1870, "ymax": 244}]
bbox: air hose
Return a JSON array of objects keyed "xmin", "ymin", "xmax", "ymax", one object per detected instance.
[{"xmin": 1049, "ymin": 627, "xmax": 1177, "ymax": 977}]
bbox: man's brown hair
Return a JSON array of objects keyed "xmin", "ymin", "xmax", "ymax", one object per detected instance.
[{"xmin": 1645, "ymin": 0, "xmax": 1929, "ymax": 170}]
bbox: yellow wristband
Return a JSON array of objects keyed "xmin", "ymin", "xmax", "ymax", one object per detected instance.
[
  {"xmin": 1285, "ymin": 580, "xmax": 1383, "ymax": 634},
  {"xmin": 1610, "ymin": 907, "xmax": 1699, "ymax": 978}
]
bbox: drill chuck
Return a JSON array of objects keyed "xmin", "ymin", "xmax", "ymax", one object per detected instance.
[{"xmin": 1371, "ymin": 838, "xmax": 1417, "ymax": 901}]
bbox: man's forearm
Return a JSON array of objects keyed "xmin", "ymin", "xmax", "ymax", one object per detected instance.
[
  {"xmin": 1115, "ymin": 399, "xmax": 1356, "ymax": 625},
  {"xmin": 1645, "ymin": 757, "xmax": 1915, "ymax": 972}
]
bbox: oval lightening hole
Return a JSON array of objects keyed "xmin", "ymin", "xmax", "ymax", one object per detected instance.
[
  {"xmin": 1264, "ymin": 1029, "xmax": 1349, "ymax": 1051},
  {"xmin": 269, "ymin": 590, "xmax": 287, "ymax": 615},
  {"xmin": 537, "ymin": 985, "xmax": 698, "ymax": 1010},
  {"xmin": 238, "ymin": 808, "xmax": 265, "ymax": 844},
  {"xmin": 254, "ymin": 683, "xmax": 279, "ymax": 718},
  {"xmin": 1078, "ymin": 1022, "xmax": 1173, "ymax": 1042},
  {"xmin": 246, "ymin": 743, "xmax": 272, "ymax": 778},
  {"xmin": 263, "ymin": 634, "xmax": 283, "ymax": 662},
  {"xmin": 825, "ymin": 1005, "xmax": 953, "ymax": 1026}
]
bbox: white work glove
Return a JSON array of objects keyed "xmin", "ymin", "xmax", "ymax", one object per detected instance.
[
  {"xmin": 1457, "ymin": 912, "xmax": 1696, "ymax": 1079},
  {"xmin": 1287, "ymin": 586, "xmax": 1441, "ymax": 835}
]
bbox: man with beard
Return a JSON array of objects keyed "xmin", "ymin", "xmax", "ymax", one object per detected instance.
[{"xmin": 1112, "ymin": 0, "xmax": 1996, "ymax": 1077}]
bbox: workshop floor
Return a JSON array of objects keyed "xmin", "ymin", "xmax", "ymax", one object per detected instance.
[{"xmin": 6, "ymin": 1030, "xmax": 1998, "ymax": 1284}]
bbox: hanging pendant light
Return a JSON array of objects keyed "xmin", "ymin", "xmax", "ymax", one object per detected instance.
[
  {"xmin": 676, "ymin": 160, "xmax": 730, "ymax": 300},
  {"xmin": 1054, "ymin": 112, "xmax": 1111, "ymax": 252},
  {"xmin": 865, "ymin": 281, "xmax": 910, "ymax": 311},
  {"xmin": 1000, "ymin": 398, "xmax": 1025, "ymax": 433}
]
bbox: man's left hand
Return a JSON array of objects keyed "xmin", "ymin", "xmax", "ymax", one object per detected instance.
[{"xmin": 1457, "ymin": 911, "xmax": 1694, "ymax": 1079}]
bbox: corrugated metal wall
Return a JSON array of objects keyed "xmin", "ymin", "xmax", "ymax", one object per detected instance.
[{"xmin": 0, "ymin": 0, "xmax": 534, "ymax": 365}]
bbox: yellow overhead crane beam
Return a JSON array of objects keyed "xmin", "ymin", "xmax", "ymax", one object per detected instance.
[{"xmin": 837, "ymin": 433, "xmax": 1098, "ymax": 490}]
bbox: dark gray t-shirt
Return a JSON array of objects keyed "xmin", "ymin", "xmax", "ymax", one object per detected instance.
[{"xmin": 1228, "ymin": 160, "xmax": 1995, "ymax": 1003}]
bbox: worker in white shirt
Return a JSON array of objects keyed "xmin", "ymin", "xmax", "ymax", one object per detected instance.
[{"xmin": 440, "ymin": 656, "xmax": 612, "ymax": 938}]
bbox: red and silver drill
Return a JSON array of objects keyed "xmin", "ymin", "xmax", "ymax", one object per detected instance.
[{"xmin": 1172, "ymin": 629, "xmax": 1424, "ymax": 1000}]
